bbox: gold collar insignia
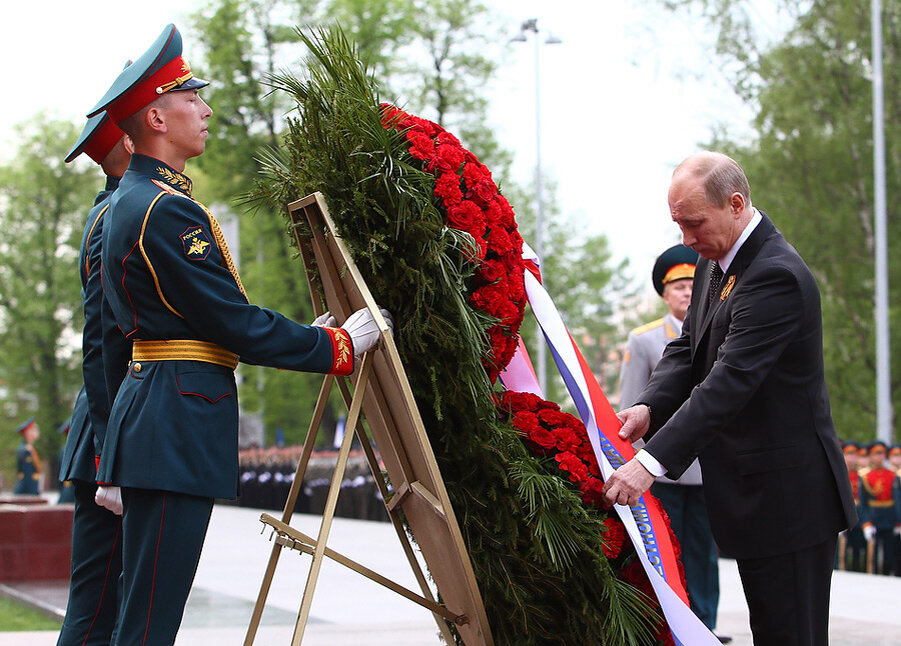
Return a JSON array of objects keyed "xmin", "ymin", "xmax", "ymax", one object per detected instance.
[{"xmin": 155, "ymin": 166, "xmax": 193, "ymax": 195}]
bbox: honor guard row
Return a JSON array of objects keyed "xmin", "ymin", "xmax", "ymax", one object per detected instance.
[
  {"xmin": 13, "ymin": 418, "xmax": 41, "ymax": 495},
  {"xmin": 57, "ymin": 23, "xmax": 393, "ymax": 645},
  {"xmin": 839, "ymin": 439, "xmax": 901, "ymax": 576}
]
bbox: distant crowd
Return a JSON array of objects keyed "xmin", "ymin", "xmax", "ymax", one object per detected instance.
[
  {"xmin": 839, "ymin": 439, "xmax": 901, "ymax": 575},
  {"xmin": 233, "ymin": 444, "xmax": 388, "ymax": 522}
]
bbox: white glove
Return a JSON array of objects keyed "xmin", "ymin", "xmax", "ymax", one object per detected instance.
[
  {"xmin": 863, "ymin": 524, "xmax": 876, "ymax": 541},
  {"xmin": 342, "ymin": 307, "xmax": 394, "ymax": 356},
  {"xmin": 895, "ymin": 525, "xmax": 901, "ymax": 537},
  {"xmin": 95, "ymin": 485, "xmax": 123, "ymax": 516},
  {"xmin": 311, "ymin": 311, "xmax": 336, "ymax": 328}
]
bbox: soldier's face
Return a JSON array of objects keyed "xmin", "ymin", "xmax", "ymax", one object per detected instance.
[
  {"xmin": 161, "ymin": 89, "xmax": 213, "ymax": 160},
  {"xmin": 24, "ymin": 425, "xmax": 39, "ymax": 444},
  {"xmin": 662, "ymin": 278, "xmax": 692, "ymax": 321}
]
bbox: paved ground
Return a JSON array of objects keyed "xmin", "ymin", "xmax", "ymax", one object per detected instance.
[{"xmin": 2, "ymin": 503, "xmax": 900, "ymax": 645}]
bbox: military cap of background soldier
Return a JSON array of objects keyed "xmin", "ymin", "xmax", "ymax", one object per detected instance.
[
  {"xmin": 64, "ymin": 112, "xmax": 124, "ymax": 164},
  {"xmin": 87, "ymin": 24, "xmax": 208, "ymax": 124},
  {"xmin": 869, "ymin": 440, "xmax": 888, "ymax": 455},
  {"xmin": 16, "ymin": 418, "xmax": 36, "ymax": 434},
  {"xmin": 889, "ymin": 444, "xmax": 901, "ymax": 458},
  {"xmin": 842, "ymin": 440, "xmax": 860, "ymax": 455},
  {"xmin": 651, "ymin": 244, "xmax": 699, "ymax": 296}
]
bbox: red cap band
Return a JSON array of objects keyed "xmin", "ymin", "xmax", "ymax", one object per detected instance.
[{"xmin": 107, "ymin": 56, "xmax": 194, "ymax": 123}]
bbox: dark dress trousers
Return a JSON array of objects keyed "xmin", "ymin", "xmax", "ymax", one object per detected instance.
[
  {"xmin": 639, "ymin": 213, "xmax": 857, "ymax": 645},
  {"xmin": 57, "ymin": 176, "xmax": 128, "ymax": 646}
]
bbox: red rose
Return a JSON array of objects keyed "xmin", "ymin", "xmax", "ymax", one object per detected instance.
[
  {"xmin": 468, "ymin": 180, "xmax": 498, "ymax": 206},
  {"xmin": 431, "ymin": 143, "xmax": 465, "ymax": 172},
  {"xmin": 446, "ymin": 201, "xmax": 481, "ymax": 231},
  {"xmin": 555, "ymin": 451, "xmax": 590, "ymax": 483},
  {"xmin": 494, "ymin": 195, "xmax": 516, "ymax": 228},
  {"xmin": 538, "ymin": 409, "xmax": 574, "ymax": 428},
  {"xmin": 463, "ymin": 159, "xmax": 491, "ymax": 184},
  {"xmin": 527, "ymin": 426, "xmax": 558, "ymax": 452},
  {"xmin": 502, "ymin": 391, "xmax": 544, "ymax": 413},
  {"xmin": 476, "ymin": 258, "xmax": 504, "ymax": 285},
  {"xmin": 552, "ymin": 427, "xmax": 583, "ymax": 453},
  {"xmin": 511, "ymin": 411, "xmax": 540, "ymax": 433},
  {"xmin": 407, "ymin": 131, "xmax": 435, "ymax": 160},
  {"xmin": 434, "ymin": 172, "xmax": 463, "ymax": 205},
  {"xmin": 600, "ymin": 515, "xmax": 627, "ymax": 559},
  {"xmin": 436, "ymin": 131, "xmax": 461, "ymax": 147}
]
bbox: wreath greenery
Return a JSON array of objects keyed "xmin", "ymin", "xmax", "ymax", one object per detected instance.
[{"xmin": 250, "ymin": 26, "xmax": 676, "ymax": 646}]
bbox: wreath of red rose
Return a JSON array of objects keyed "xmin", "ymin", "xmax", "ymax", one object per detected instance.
[
  {"xmin": 381, "ymin": 105, "xmax": 680, "ymax": 641},
  {"xmin": 381, "ymin": 104, "xmax": 526, "ymax": 382}
]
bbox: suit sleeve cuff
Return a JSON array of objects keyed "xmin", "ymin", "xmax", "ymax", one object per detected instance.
[
  {"xmin": 322, "ymin": 327, "xmax": 354, "ymax": 376},
  {"xmin": 635, "ymin": 449, "xmax": 667, "ymax": 477}
]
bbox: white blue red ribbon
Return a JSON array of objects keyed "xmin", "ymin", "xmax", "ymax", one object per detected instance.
[{"xmin": 500, "ymin": 243, "xmax": 720, "ymax": 646}]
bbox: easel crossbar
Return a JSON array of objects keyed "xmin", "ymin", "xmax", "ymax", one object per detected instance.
[{"xmin": 261, "ymin": 514, "xmax": 467, "ymax": 625}]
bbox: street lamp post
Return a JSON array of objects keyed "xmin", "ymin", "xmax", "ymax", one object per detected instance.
[
  {"xmin": 872, "ymin": 0, "xmax": 892, "ymax": 443},
  {"xmin": 512, "ymin": 19, "xmax": 561, "ymax": 395}
]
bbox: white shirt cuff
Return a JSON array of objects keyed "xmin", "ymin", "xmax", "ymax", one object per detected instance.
[{"xmin": 635, "ymin": 449, "xmax": 667, "ymax": 477}]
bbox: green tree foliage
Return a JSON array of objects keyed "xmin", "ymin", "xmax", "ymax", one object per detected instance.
[
  {"xmin": 0, "ymin": 116, "xmax": 99, "ymax": 483},
  {"xmin": 658, "ymin": 0, "xmax": 900, "ymax": 441}
]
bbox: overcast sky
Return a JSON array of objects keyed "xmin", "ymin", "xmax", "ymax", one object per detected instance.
[{"xmin": 0, "ymin": 0, "xmax": 770, "ymax": 293}]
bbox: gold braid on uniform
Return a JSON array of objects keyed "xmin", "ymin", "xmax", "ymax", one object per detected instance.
[{"xmin": 196, "ymin": 202, "xmax": 248, "ymax": 301}]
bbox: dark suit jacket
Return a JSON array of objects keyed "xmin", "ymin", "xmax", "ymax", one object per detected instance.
[{"xmin": 640, "ymin": 213, "xmax": 857, "ymax": 559}]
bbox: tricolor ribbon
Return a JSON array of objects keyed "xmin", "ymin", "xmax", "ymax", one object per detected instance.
[{"xmin": 499, "ymin": 243, "xmax": 719, "ymax": 646}]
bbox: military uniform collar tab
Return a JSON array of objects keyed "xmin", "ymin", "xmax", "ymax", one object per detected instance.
[{"xmin": 131, "ymin": 154, "xmax": 193, "ymax": 195}]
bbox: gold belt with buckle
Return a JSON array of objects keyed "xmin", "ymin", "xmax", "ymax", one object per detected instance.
[{"xmin": 131, "ymin": 339, "xmax": 239, "ymax": 370}]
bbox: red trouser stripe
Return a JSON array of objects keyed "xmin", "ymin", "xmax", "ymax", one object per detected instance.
[
  {"xmin": 81, "ymin": 517, "xmax": 122, "ymax": 645},
  {"xmin": 142, "ymin": 493, "xmax": 167, "ymax": 645}
]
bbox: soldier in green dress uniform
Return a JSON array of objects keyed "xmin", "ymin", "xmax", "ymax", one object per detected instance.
[
  {"xmin": 13, "ymin": 418, "xmax": 41, "ymax": 495},
  {"xmin": 88, "ymin": 24, "xmax": 392, "ymax": 644}
]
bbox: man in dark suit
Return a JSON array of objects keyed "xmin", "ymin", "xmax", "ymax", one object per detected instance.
[{"xmin": 603, "ymin": 151, "xmax": 857, "ymax": 645}]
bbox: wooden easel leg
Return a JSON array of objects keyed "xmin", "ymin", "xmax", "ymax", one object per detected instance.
[
  {"xmin": 244, "ymin": 374, "xmax": 335, "ymax": 645},
  {"xmin": 291, "ymin": 354, "xmax": 373, "ymax": 645},
  {"xmin": 336, "ymin": 378, "xmax": 457, "ymax": 644}
]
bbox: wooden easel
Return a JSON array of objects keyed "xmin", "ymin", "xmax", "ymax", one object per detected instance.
[{"xmin": 244, "ymin": 193, "xmax": 493, "ymax": 646}]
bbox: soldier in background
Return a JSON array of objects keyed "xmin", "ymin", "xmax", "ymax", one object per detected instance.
[
  {"xmin": 859, "ymin": 440, "xmax": 901, "ymax": 574},
  {"xmin": 839, "ymin": 441, "xmax": 865, "ymax": 571},
  {"xmin": 619, "ymin": 244, "xmax": 728, "ymax": 643},
  {"xmin": 13, "ymin": 418, "xmax": 41, "ymax": 495},
  {"xmin": 891, "ymin": 444, "xmax": 901, "ymax": 576}
]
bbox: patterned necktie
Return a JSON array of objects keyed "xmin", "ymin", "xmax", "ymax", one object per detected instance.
[{"xmin": 708, "ymin": 261, "xmax": 724, "ymax": 305}]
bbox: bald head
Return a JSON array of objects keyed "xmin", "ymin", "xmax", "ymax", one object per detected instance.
[
  {"xmin": 672, "ymin": 151, "xmax": 751, "ymax": 209},
  {"xmin": 668, "ymin": 151, "xmax": 754, "ymax": 260}
]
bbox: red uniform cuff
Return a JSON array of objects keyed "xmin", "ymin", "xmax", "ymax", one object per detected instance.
[{"xmin": 323, "ymin": 327, "xmax": 354, "ymax": 376}]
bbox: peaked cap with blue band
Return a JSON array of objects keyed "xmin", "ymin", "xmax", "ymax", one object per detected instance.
[
  {"xmin": 652, "ymin": 244, "xmax": 698, "ymax": 295},
  {"xmin": 87, "ymin": 24, "xmax": 208, "ymax": 124}
]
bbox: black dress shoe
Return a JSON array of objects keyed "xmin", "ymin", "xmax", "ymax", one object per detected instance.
[{"xmin": 715, "ymin": 635, "xmax": 732, "ymax": 644}]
